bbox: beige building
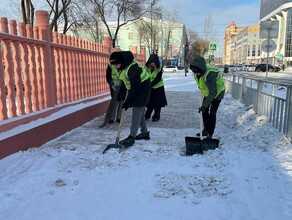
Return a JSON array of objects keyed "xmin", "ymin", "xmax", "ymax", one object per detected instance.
[
  {"xmin": 223, "ymin": 22, "xmax": 244, "ymax": 64},
  {"xmin": 231, "ymin": 24, "xmax": 262, "ymax": 64},
  {"xmin": 223, "ymin": 23, "xmax": 263, "ymax": 65}
]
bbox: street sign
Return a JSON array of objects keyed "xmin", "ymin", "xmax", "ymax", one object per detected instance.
[
  {"xmin": 261, "ymin": 39, "xmax": 276, "ymax": 53},
  {"xmin": 209, "ymin": 43, "xmax": 218, "ymax": 52},
  {"xmin": 260, "ymin": 20, "xmax": 279, "ymax": 39}
]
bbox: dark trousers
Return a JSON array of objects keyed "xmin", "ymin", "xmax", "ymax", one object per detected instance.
[
  {"xmin": 145, "ymin": 107, "xmax": 161, "ymax": 120},
  {"xmin": 202, "ymin": 99, "xmax": 221, "ymax": 136}
]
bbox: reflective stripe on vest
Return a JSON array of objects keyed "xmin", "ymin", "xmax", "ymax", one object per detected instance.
[
  {"xmin": 194, "ymin": 67, "xmax": 226, "ymax": 97},
  {"xmin": 147, "ymin": 66, "xmax": 164, "ymax": 89},
  {"xmin": 110, "ymin": 64, "xmax": 121, "ymax": 86},
  {"xmin": 119, "ymin": 60, "xmax": 150, "ymax": 90}
]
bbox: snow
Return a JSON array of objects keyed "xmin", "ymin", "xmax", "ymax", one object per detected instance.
[{"xmin": 1, "ymin": 71, "xmax": 292, "ymax": 220}]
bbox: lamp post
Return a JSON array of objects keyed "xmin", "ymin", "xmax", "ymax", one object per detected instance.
[{"xmin": 150, "ymin": 1, "xmax": 154, "ymax": 54}]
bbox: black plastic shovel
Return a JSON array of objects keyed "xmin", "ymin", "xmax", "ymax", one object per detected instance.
[{"xmin": 185, "ymin": 93, "xmax": 219, "ymax": 156}]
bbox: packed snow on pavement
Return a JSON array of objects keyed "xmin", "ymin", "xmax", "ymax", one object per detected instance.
[{"xmin": 0, "ymin": 71, "xmax": 292, "ymax": 220}]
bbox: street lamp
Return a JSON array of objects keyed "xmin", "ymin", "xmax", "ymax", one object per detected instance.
[{"xmin": 150, "ymin": 0, "xmax": 154, "ymax": 54}]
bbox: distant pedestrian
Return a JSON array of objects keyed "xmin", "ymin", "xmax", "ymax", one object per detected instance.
[
  {"xmin": 110, "ymin": 51, "xmax": 151, "ymax": 147},
  {"xmin": 145, "ymin": 54, "xmax": 168, "ymax": 122},
  {"xmin": 190, "ymin": 55, "xmax": 226, "ymax": 139},
  {"xmin": 106, "ymin": 53, "xmax": 127, "ymax": 123},
  {"xmin": 184, "ymin": 64, "xmax": 189, "ymax": 76},
  {"xmin": 282, "ymin": 63, "xmax": 285, "ymax": 71}
]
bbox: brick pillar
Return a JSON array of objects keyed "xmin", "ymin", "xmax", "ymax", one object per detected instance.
[
  {"xmin": 36, "ymin": 10, "xmax": 56, "ymax": 107},
  {"xmin": 104, "ymin": 36, "xmax": 112, "ymax": 53}
]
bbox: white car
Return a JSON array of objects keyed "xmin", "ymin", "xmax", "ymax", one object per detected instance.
[
  {"xmin": 245, "ymin": 64, "xmax": 257, "ymax": 72},
  {"xmin": 163, "ymin": 65, "xmax": 178, "ymax": 73}
]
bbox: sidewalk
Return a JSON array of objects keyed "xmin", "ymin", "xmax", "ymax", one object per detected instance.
[
  {"xmin": 51, "ymin": 89, "xmax": 201, "ymax": 152},
  {"xmin": 1, "ymin": 72, "xmax": 291, "ymax": 220}
]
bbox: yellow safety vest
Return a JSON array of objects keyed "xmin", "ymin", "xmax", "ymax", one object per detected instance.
[
  {"xmin": 110, "ymin": 64, "xmax": 121, "ymax": 86},
  {"xmin": 119, "ymin": 60, "xmax": 150, "ymax": 90},
  {"xmin": 147, "ymin": 66, "xmax": 164, "ymax": 89},
  {"xmin": 195, "ymin": 67, "xmax": 225, "ymax": 97}
]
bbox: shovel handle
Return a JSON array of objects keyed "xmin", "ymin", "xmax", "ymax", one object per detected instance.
[{"xmin": 200, "ymin": 92, "xmax": 203, "ymax": 141}]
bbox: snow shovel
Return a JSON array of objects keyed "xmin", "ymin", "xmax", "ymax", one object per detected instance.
[
  {"xmin": 185, "ymin": 92, "xmax": 219, "ymax": 156},
  {"xmin": 99, "ymin": 84, "xmax": 121, "ymax": 128},
  {"xmin": 102, "ymin": 107, "xmax": 126, "ymax": 154}
]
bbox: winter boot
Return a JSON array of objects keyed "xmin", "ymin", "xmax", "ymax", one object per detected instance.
[
  {"xmin": 205, "ymin": 134, "xmax": 213, "ymax": 139},
  {"xmin": 135, "ymin": 131, "xmax": 150, "ymax": 140},
  {"xmin": 152, "ymin": 117, "xmax": 160, "ymax": 122},
  {"xmin": 119, "ymin": 135, "xmax": 135, "ymax": 147},
  {"xmin": 196, "ymin": 130, "xmax": 208, "ymax": 137}
]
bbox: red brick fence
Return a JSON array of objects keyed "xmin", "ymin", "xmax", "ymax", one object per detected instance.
[{"xmin": 0, "ymin": 11, "xmax": 145, "ymax": 159}]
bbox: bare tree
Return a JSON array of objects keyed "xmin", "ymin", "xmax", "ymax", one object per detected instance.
[
  {"xmin": 135, "ymin": 15, "xmax": 161, "ymax": 55},
  {"xmin": 203, "ymin": 14, "xmax": 217, "ymax": 42},
  {"xmin": 187, "ymin": 29, "xmax": 209, "ymax": 60},
  {"xmin": 84, "ymin": 0, "xmax": 160, "ymax": 48},
  {"xmin": 21, "ymin": 0, "xmax": 35, "ymax": 25},
  {"xmin": 46, "ymin": 0, "xmax": 74, "ymax": 34},
  {"xmin": 161, "ymin": 7, "xmax": 180, "ymax": 62}
]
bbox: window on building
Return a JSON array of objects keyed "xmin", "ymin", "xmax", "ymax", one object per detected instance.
[
  {"xmin": 128, "ymin": 33, "xmax": 134, "ymax": 40},
  {"xmin": 252, "ymin": 45, "xmax": 256, "ymax": 56},
  {"xmin": 257, "ymin": 45, "xmax": 261, "ymax": 56},
  {"xmin": 285, "ymin": 8, "xmax": 292, "ymax": 57},
  {"xmin": 247, "ymin": 46, "xmax": 250, "ymax": 56}
]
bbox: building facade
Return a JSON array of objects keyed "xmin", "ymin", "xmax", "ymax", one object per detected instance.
[
  {"xmin": 223, "ymin": 22, "xmax": 244, "ymax": 64},
  {"xmin": 101, "ymin": 17, "xmax": 187, "ymax": 67},
  {"xmin": 260, "ymin": 0, "xmax": 292, "ymax": 66}
]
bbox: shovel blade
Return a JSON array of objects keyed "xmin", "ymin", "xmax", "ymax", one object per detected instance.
[
  {"xmin": 185, "ymin": 137, "xmax": 202, "ymax": 156},
  {"xmin": 185, "ymin": 136, "xmax": 220, "ymax": 156},
  {"xmin": 201, "ymin": 138, "xmax": 219, "ymax": 152},
  {"xmin": 103, "ymin": 143, "xmax": 122, "ymax": 154}
]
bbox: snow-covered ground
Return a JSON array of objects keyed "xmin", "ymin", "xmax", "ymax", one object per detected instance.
[{"xmin": 0, "ymin": 71, "xmax": 292, "ymax": 220}]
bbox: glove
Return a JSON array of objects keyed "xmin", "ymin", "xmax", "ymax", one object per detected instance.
[
  {"xmin": 122, "ymin": 102, "xmax": 130, "ymax": 111},
  {"xmin": 198, "ymin": 106, "xmax": 206, "ymax": 113},
  {"xmin": 111, "ymin": 85, "xmax": 117, "ymax": 91}
]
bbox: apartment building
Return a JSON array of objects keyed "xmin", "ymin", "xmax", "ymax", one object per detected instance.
[
  {"xmin": 223, "ymin": 22, "xmax": 244, "ymax": 64},
  {"xmin": 232, "ymin": 24, "xmax": 262, "ymax": 64}
]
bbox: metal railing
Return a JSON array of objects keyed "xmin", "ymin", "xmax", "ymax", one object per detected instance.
[{"xmin": 224, "ymin": 73, "xmax": 292, "ymax": 142}]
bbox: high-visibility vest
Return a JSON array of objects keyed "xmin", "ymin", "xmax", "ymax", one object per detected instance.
[
  {"xmin": 194, "ymin": 67, "xmax": 225, "ymax": 97},
  {"xmin": 109, "ymin": 64, "xmax": 121, "ymax": 86},
  {"xmin": 147, "ymin": 66, "xmax": 164, "ymax": 89},
  {"xmin": 119, "ymin": 60, "xmax": 150, "ymax": 90}
]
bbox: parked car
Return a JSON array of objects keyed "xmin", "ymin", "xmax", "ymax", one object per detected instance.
[
  {"xmin": 227, "ymin": 64, "xmax": 237, "ymax": 72},
  {"xmin": 235, "ymin": 64, "xmax": 244, "ymax": 71},
  {"xmin": 163, "ymin": 65, "xmax": 178, "ymax": 73},
  {"xmin": 245, "ymin": 64, "xmax": 257, "ymax": 72},
  {"xmin": 255, "ymin": 64, "xmax": 281, "ymax": 72}
]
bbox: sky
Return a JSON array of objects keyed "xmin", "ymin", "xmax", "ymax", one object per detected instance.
[
  {"xmin": 0, "ymin": 70, "xmax": 292, "ymax": 220},
  {"xmin": 1, "ymin": 0, "xmax": 261, "ymax": 56},
  {"xmin": 160, "ymin": 0, "xmax": 261, "ymax": 55}
]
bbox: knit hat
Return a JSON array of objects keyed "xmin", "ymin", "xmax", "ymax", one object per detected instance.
[{"xmin": 110, "ymin": 52, "xmax": 123, "ymax": 64}]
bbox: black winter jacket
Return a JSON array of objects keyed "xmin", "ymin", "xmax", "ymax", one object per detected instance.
[{"xmin": 117, "ymin": 51, "xmax": 151, "ymax": 107}]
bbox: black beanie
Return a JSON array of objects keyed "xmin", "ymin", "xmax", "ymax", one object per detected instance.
[{"xmin": 110, "ymin": 52, "xmax": 123, "ymax": 64}]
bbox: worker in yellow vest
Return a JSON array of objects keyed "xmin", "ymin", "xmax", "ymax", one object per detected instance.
[
  {"xmin": 145, "ymin": 54, "xmax": 167, "ymax": 122},
  {"xmin": 106, "ymin": 59, "xmax": 126, "ymax": 123},
  {"xmin": 190, "ymin": 56, "xmax": 226, "ymax": 139},
  {"xmin": 110, "ymin": 51, "xmax": 151, "ymax": 147}
]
